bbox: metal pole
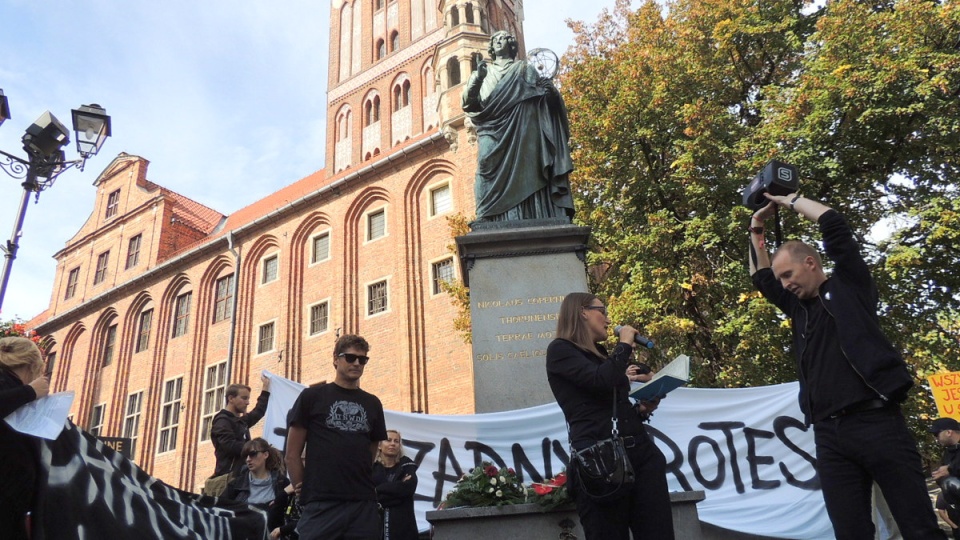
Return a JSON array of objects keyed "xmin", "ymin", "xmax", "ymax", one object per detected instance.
[{"xmin": 0, "ymin": 173, "xmax": 36, "ymax": 314}]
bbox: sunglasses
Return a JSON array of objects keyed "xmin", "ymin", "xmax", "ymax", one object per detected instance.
[
  {"xmin": 244, "ymin": 450, "xmax": 266, "ymax": 459},
  {"xmin": 583, "ymin": 305, "xmax": 607, "ymax": 316},
  {"xmin": 338, "ymin": 352, "xmax": 370, "ymax": 365}
]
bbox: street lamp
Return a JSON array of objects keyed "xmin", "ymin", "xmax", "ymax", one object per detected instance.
[{"xmin": 0, "ymin": 90, "xmax": 112, "ymax": 314}]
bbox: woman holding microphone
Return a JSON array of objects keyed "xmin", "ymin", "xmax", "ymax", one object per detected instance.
[{"xmin": 546, "ymin": 293, "xmax": 674, "ymax": 540}]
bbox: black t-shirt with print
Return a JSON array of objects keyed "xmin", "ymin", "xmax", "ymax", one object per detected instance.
[{"xmin": 288, "ymin": 382, "xmax": 387, "ymax": 504}]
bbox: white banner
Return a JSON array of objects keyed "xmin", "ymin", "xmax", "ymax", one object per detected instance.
[{"xmin": 262, "ymin": 373, "xmax": 834, "ymax": 539}]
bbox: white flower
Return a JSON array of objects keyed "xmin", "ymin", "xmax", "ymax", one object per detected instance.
[
  {"xmin": 496, "ymin": 490, "xmax": 503, "ymax": 497},
  {"xmin": 490, "ymin": 477, "xmax": 497, "ymax": 485},
  {"xmin": 499, "ymin": 476, "xmax": 506, "ymax": 483},
  {"xmin": 488, "ymin": 487, "xmax": 494, "ymax": 493}
]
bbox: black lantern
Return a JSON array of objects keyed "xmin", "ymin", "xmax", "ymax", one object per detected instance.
[{"xmin": 72, "ymin": 104, "xmax": 112, "ymax": 158}]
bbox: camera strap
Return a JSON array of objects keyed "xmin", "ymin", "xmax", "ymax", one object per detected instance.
[{"xmin": 773, "ymin": 206, "xmax": 784, "ymax": 248}]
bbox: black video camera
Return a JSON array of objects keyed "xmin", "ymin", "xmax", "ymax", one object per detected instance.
[{"xmin": 742, "ymin": 160, "xmax": 799, "ymax": 210}]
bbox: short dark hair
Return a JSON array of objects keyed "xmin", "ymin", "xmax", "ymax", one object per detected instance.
[
  {"xmin": 225, "ymin": 383, "xmax": 251, "ymax": 401},
  {"xmin": 334, "ymin": 334, "xmax": 370, "ymax": 357}
]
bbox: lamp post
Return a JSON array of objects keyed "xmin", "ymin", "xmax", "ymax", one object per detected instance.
[{"xmin": 0, "ymin": 90, "xmax": 111, "ymax": 313}]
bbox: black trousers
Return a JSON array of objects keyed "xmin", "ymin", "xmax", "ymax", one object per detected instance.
[
  {"xmin": 814, "ymin": 406, "xmax": 945, "ymax": 539},
  {"xmin": 573, "ymin": 432, "xmax": 675, "ymax": 540}
]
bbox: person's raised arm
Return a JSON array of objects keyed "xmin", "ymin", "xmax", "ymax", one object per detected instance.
[
  {"xmin": 763, "ymin": 193, "xmax": 831, "ymax": 223},
  {"xmin": 748, "ymin": 202, "xmax": 776, "ymax": 276}
]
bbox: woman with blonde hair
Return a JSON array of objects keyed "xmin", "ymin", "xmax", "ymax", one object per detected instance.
[
  {"xmin": 372, "ymin": 429, "xmax": 419, "ymax": 539},
  {"xmin": 0, "ymin": 336, "xmax": 50, "ymax": 539},
  {"xmin": 546, "ymin": 293, "xmax": 674, "ymax": 540}
]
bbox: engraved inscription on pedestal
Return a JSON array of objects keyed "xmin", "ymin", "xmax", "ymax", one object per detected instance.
[{"xmin": 458, "ymin": 224, "xmax": 591, "ymax": 413}]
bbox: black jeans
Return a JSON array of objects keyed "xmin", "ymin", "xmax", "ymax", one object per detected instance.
[
  {"xmin": 814, "ymin": 406, "xmax": 945, "ymax": 539},
  {"xmin": 573, "ymin": 431, "xmax": 675, "ymax": 540}
]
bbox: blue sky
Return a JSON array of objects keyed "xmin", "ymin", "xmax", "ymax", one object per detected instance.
[{"xmin": 0, "ymin": 0, "xmax": 620, "ymax": 320}]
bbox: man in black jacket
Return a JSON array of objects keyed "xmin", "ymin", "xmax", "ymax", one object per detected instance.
[
  {"xmin": 749, "ymin": 193, "xmax": 943, "ymax": 539},
  {"xmin": 932, "ymin": 417, "xmax": 960, "ymax": 538},
  {"xmin": 211, "ymin": 374, "xmax": 270, "ymax": 478}
]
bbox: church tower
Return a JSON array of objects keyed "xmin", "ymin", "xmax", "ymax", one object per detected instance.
[{"xmin": 324, "ymin": 0, "xmax": 525, "ymax": 170}]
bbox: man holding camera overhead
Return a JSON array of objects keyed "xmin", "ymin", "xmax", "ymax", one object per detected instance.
[{"xmin": 748, "ymin": 192, "xmax": 944, "ymax": 539}]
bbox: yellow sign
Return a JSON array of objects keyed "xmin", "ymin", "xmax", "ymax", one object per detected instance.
[{"xmin": 927, "ymin": 371, "xmax": 960, "ymax": 418}]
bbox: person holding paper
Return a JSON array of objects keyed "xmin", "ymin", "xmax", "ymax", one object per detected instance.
[
  {"xmin": 0, "ymin": 336, "xmax": 49, "ymax": 540},
  {"xmin": 749, "ymin": 193, "xmax": 943, "ymax": 539},
  {"xmin": 546, "ymin": 293, "xmax": 674, "ymax": 540}
]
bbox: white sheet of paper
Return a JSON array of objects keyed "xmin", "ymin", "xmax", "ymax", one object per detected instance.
[{"xmin": 4, "ymin": 391, "xmax": 74, "ymax": 440}]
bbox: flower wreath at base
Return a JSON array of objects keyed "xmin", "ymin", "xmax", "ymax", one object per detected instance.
[{"xmin": 440, "ymin": 463, "xmax": 572, "ymax": 510}]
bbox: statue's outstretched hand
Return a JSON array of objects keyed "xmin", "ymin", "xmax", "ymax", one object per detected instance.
[{"xmin": 476, "ymin": 61, "xmax": 487, "ymax": 81}]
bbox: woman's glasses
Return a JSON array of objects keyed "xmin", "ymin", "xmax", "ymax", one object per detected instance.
[
  {"xmin": 338, "ymin": 352, "xmax": 370, "ymax": 365},
  {"xmin": 244, "ymin": 450, "xmax": 266, "ymax": 459},
  {"xmin": 583, "ymin": 305, "xmax": 607, "ymax": 316}
]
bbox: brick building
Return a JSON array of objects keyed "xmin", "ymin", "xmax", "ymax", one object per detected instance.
[{"xmin": 31, "ymin": 0, "xmax": 527, "ymax": 491}]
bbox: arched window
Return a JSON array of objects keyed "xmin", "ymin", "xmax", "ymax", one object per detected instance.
[
  {"xmin": 447, "ymin": 57, "xmax": 461, "ymax": 87},
  {"xmin": 402, "ymin": 80, "xmax": 411, "ymax": 107},
  {"xmin": 465, "ymin": 3, "xmax": 474, "ymax": 24},
  {"xmin": 337, "ymin": 109, "xmax": 352, "ymax": 141},
  {"xmin": 393, "ymin": 85, "xmax": 402, "ymax": 112},
  {"xmin": 374, "ymin": 0, "xmax": 383, "ymax": 10},
  {"xmin": 364, "ymin": 95, "xmax": 381, "ymax": 125},
  {"xmin": 376, "ymin": 39, "xmax": 386, "ymax": 60},
  {"xmin": 450, "ymin": 7, "xmax": 459, "ymax": 26},
  {"xmin": 390, "ymin": 31, "xmax": 399, "ymax": 52},
  {"xmin": 423, "ymin": 65, "xmax": 435, "ymax": 95}
]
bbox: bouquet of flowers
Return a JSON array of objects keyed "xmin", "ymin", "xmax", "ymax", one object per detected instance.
[
  {"xmin": 528, "ymin": 470, "xmax": 572, "ymax": 510},
  {"xmin": 442, "ymin": 462, "xmax": 528, "ymax": 508}
]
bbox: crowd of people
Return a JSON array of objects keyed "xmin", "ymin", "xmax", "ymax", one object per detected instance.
[{"xmin": 2, "ymin": 191, "xmax": 959, "ymax": 539}]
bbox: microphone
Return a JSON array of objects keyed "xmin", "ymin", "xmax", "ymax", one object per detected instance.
[{"xmin": 614, "ymin": 325, "xmax": 655, "ymax": 349}]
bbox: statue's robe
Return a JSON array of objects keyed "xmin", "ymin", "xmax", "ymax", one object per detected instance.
[{"xmin": 462, "ymin": 59, "xmax": 574, "ymax": 222}]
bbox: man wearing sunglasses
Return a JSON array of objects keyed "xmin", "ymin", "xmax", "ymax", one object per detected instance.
[{"xmin": 286, "ymin": 334, "xmax": 388, "ymax": 540}]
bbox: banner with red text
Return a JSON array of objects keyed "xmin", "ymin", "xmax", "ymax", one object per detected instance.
[{"xmin": 928, "ymin": 371, "xmax": 960, "ymax": 419}]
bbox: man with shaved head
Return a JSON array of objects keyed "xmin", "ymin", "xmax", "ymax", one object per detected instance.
[{"xmin": 748, "ymin": 193, "xmax": 943, "ymax": 539}]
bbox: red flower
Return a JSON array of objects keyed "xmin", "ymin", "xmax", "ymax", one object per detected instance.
[
  {"xmin": 484, "ymin": 465, "xmax": 498, "ymax": 477},
  {"xmin": 532, "ymin": 483, "xmax": 554, "ymax": 495},
  {"xmin": 553, "ymin": 472, "xmax": 567, "ymax": 487},
  {"xmin": 507, "ymin": 468, "xmax": 515, "ymax": 475}
]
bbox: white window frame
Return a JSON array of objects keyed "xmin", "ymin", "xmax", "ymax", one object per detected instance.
[
  {"xmin": 261, "ymin": 253, "xmax": 280, "ymax": 284},
  {"xmin": 199, "ymin": 362, "xmax": 227, "ymax": 442},
  {"xmin": 366, "ymin": 277, "xmax": 391, "ymax": 317},
  {"xmin": 213, "ymin": 274, "xmax": 234, "ymax": 323},
  {"xmin": 308, "ymin": 299, "xmax": 331, "ymax": 337},
  {"xmin": 257, "ymin": 320, "xmax": 277, "ymax": 355},
  {"xmin": 310, "ymin": 230, "xmax": 332, "ymax": 265},
  {"xmin": 430, "ymin": 257, "xmax": 456, "ymax": 296},
  {"xmin": 172, "ymin": 291, "xmax": 192, "ymax": 338},
  {"xmin": 428, "ymin": 182, "xmax": 453, "ymax": 218},
  {"xmin": 123, "ymin": 391, "xmax": 143, "ymax": 456},
  {"xmin": 365, "ymin": 208, "xmax": 387, "ymax": 242},
  {"xmin": 158, "ymin": 376, "xmax": 183, "ymax": 454},
  {"xmin": 89, "ymin": 403, "xmax": 106, "ymax": 437}
]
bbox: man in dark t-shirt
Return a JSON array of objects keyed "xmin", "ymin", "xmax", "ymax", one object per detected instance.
[{"xmin": 286, "ymin": 334, "xmax": 387, "ymax": 540}]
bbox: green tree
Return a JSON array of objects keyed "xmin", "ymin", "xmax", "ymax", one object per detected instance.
[{"xmin": 561, "ymin": 0, "xmax": 960, "ymax": 459}]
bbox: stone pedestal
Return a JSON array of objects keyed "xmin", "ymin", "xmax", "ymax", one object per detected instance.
[
  {"xmin": 426, "ymin": 490, "xmax": 707, "ymax": 539},
  {"xmin": 456, "ymin": 221, "xmax": 591, "ymax": 413}
]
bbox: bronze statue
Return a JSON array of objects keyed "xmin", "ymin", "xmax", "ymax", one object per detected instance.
[{"xmin": 461, "ymin": 31, "xmax": 574, "ymax": 223}]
